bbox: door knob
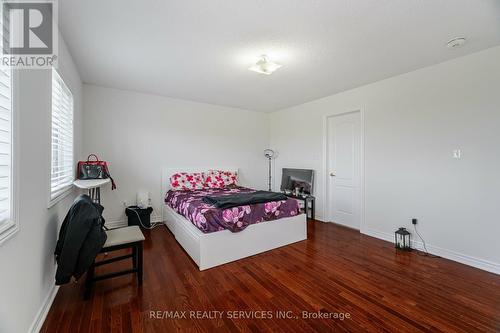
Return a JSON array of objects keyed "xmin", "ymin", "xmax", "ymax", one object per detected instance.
[{"xmin": 330, "ymin": 172, "xmax": 336, "ymax": 177}]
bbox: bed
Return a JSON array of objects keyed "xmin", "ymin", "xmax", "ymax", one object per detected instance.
[{"xmin": 161, "ymin": 167, "xmax": 307, "ymax": 270}]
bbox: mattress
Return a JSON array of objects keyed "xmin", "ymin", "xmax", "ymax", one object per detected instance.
[{"xmin": 164, "ymin": 186, "xmax": 300, "ymax": 233}]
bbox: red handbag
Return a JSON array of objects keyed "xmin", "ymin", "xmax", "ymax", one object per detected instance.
[{"xmin": 77, "ymin": 154, "xmax": 116, "ymax": 190}]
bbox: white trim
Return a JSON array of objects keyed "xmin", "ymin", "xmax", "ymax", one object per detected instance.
[
  {"xmin": 105, "ymin": 215, "xmax": 163, "ymax": 229},
  {"xmin": 313, "ymin": 214, "xmax": 327, "ymax": 222},
  {"xmin": 322, "ymin": 109, "xmax": 365, "ymax": 231},
  {"xmin": 362, "ymin": 227, "xmax": 500, "ymax": 275},
  {"xmin": 47, "ymin": 186, "xmax": 73, "ymax": 209},
  {"xmin": 105, "ymin": 219, "xmax": 127, "ymax": 229},
  {"xmin": 28, "ymin": 285, "xmax": 59, "ymax": 333},
  {"xmin": 0, "ymin": 220, "xmax": 18, "ymax": 246},
  {"xmin": 0, "ymin": 67, "xmax": 20, "ymax": 245},
  {"xmin": 49, "ymin": 69, "xmax": 74, "ymax": 207}
]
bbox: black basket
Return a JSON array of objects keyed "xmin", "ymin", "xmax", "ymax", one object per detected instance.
[{"xmin": 125, "ymin": 206, "xmax": 153, "ymax": 228}]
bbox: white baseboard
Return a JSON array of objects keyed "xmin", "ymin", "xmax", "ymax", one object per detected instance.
[
  {"xmin": 106, "ymin": 215, "xmax": 163, "ymax": 229},
  {"xmin": 105, "ymin": 219, "xmax": 127, "ymax": 229},
  {"xmin": 362, "ymin": 227, "xmax": 500, "ymax": 275},
  {"xmin": 28, "ymin": 285, "xmax": 59, "ymax": 333},
  {"xmin": 312, "ymin": 215, "xmax": 326, "ymax": 222}
]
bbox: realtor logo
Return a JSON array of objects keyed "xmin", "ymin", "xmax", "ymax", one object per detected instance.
[{"xmin": 1, "ymin": 0, "xmax": 57, "ymax": 68}]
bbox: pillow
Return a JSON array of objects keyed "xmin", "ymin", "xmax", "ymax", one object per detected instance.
[
  {"xmin": 220, "ymin": 170, "xmax": 238, "ymax": 186},
  {"xmin": 170, "ymin": 172, "xmax": 205, "ymax": 190},
  {"xmin": 204, "ymin": 170, "xmax": 225, "ymax": 188},
  {"xmin": 209, "ymin": 170, "xmax": 238, "ymax": 187}
]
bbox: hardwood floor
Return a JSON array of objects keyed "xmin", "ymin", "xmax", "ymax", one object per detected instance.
[{"xmin": 41, "ymin": 220, "xmax": 500, "ymax": 333}]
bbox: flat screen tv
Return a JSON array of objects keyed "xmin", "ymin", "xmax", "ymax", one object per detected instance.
[{"xmin": 280, "ymin": 168, "xmax": 314, "ymax": 195}]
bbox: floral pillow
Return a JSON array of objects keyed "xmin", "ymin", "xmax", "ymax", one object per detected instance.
[
  {"xmin": 219, "ymin": 170, "xmax": 238, "ymax": 186},
  {"xmin": 170, "ymin": 172, "xmax": 205, "ymax": 190},
  {"xmin": 205, "ymin": 170, "xmax": 238, "ymax": 188},
  {"xmin": 204, "ymin": 170, "xmax": 225, "ymax": 188}
]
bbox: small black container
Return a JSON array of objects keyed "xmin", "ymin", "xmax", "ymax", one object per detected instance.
[{"xmin": 125, "ymin": 206, "xmax": 153, "ymax": 228}]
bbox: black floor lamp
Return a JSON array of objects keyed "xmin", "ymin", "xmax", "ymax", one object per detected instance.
[{"xmin": 264, "ymin": 149, "xmax": 275, "ymax": 191}]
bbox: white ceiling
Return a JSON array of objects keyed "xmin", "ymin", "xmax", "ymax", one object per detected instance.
[{"xmin": 59, "ymin": 0, "xmax": 500, "ymax": 112}]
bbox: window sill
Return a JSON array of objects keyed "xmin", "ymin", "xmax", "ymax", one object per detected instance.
[
  {"xmin": 0, "ymin": 221, "xmax": 19, "ymax": 247},
  {"xmin": 48, "ymin": 186, "xmax": 74, "ymax": 209}
]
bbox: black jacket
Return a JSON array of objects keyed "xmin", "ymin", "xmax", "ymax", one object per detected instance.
[{"xmin": 54, "ymin": 194, "xmax": 107, "ymax": 285}]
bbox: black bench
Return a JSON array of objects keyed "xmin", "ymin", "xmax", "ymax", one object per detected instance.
[{"xmin": 84, "ymin": 226, "xmax": 145, "ymax": 299}]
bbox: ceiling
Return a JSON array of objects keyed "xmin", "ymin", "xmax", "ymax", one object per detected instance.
[{"xmin": 59, "ymin": 0, "xmax": 500, "ymax": 112}]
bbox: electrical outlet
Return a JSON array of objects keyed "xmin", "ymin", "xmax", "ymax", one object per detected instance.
[
  {"xmin": 412, "ymin": 218, "xmax": 418, "ymax": 225},
  {"xmin": 122, "ymin": 200, "xmax": 128, "ymax": 207}
]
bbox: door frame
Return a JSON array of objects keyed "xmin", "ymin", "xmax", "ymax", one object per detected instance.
[{"xmin": 322, "ymin": 109, "xmax": 365, "ymax": 231}]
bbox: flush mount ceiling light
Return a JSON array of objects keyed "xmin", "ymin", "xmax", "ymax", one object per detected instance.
[
  {"xmin": 446, "ymin": 37, "xmax": 467, "ymax": 49},
  {"xmin": 248, "ymin": 55, "xmax": 282, "ymax": 75}
]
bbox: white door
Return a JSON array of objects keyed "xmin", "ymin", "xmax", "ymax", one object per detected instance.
[{"xmin": 326, "ymin": 111, "xmax": 361, "ymax": 229}]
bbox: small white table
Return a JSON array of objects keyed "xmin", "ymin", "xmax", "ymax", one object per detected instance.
[{"xmin": 73, "ymin": 179, "xmax": 111, "ymax": 204}]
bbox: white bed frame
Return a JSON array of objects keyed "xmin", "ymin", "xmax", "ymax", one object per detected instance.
[{"xmin": 161, "ymin": 167, "xmax": 307, "ymax": 270}]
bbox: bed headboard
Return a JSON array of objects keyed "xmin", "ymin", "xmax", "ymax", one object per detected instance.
[{"xmin": 161, "ymin": 167, "xmax": 239, "ymax": 222}]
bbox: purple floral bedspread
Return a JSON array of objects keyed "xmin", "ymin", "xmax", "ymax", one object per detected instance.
[{"xmin": 165, "ymin": 186, "xmax": 300, "ymax": 233}]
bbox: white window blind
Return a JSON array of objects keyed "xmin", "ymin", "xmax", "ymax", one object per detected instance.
[
  {"xmin": 0, "ymin": 3, "xmax": 17, "ymax": 244},
  {"xmin": 51, "ymin": 69, "xmax": 74, "ymax": 201},
  {"xmin": 0, "ymin": 66, "xmax": 12, "ymax": 227}
]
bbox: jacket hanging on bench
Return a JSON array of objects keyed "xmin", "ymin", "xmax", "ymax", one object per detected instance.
[{"xmin": 54, "ymin": 194, "xmax": 107, "ymax": 285}]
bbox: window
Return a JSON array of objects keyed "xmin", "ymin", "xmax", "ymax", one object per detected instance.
[
  {"xmin": 50, "ymin": 69, "xmax": 74, "ymax": 204},
  {"xmin": 0, "ymin": 4, "xmax": 17, "ymax": 244},
  {"xmin": 0, "ymin": 65, "xmax": 16, "ymax": 243}
]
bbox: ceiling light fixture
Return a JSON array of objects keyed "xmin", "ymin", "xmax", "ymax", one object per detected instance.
[
  {"xmin": 446, "ymin": 37, "xmax": 467, "ymax": 49},
  {"xmin": 248, "ymin": 55, "xmax": 282, "ymax": 75}
]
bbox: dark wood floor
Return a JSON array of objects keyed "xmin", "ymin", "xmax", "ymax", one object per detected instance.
[{"xmin": 41, "ymin": 220, "xmax": 500, "ymax": 333}]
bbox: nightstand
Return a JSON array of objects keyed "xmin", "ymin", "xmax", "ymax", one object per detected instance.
[{"xmin": 285, "ymin": 194, "xmax": 315, "ymax": 219}]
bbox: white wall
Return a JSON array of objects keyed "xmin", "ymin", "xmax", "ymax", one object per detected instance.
[
  {"xmin": 82, "ymin": 85, "xmax": 270, "ymax": 226},
  {"xmin": 270, "ymin": 46, "xmax": 500, "ymax": 273},
  {"xmin": 0, "ymin": 33, "xmax": 83, "ymax": 333}
]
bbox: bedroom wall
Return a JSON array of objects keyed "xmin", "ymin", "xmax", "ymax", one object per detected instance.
[
  {"xmin": 0, "ymin": 33, "xmax": 83, "ymax": 333},
  {"xmin": 269, "ymin": 45, "xmax": 500, "ymax": 273},
  {"xmin": 82, "ymin": 85, "xmax": 270, "ymax": 226}
]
